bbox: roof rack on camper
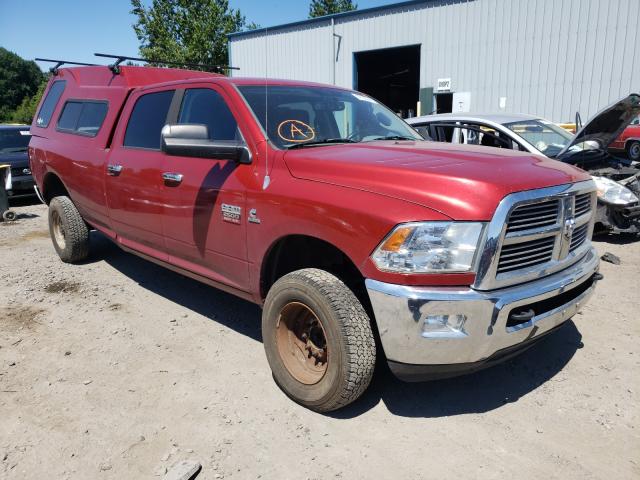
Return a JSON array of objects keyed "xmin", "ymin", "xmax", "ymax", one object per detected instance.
[
  {"xmin": 34, "ymin": 58, "xmax": 99, "ymax": 75},
  {"xmin": 93, "ymin": 53, "xmax": 239, "ymax": 75}
]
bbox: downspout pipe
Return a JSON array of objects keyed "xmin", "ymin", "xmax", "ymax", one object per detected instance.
[{"xmin": 332, "ymin": 18, "xmax": 336, "ymax": 85}]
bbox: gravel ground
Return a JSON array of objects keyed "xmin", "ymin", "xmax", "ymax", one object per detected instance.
[{"xmin": 1, "ymin": 201, "xmax": 638, "ymax": 480}]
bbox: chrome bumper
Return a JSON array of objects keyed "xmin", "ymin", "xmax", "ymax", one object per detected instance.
[{"xmin": 366, "ymin": 246, "xmax": 600, "ymax": 367}]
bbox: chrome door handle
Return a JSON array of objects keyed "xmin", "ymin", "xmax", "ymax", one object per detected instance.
[
  {"xmin": 162, "ymin": 172, "xmax": 183, "ymax": 184},
  {"xmin": 107, "ymin": 164, "xmax": 123, "ymax": 176}
]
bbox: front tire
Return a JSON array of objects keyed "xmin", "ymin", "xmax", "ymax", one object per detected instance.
[
  {"xmin": 262, "ymin": 268, "xmax": 376, "ymax": 412},
  {"xmin": 627, "ymin": 140, "xmax": 640, "ymax": 161},
  {"xmin": 48, "ymin": 196, "xmax": 89, "ymax": 263}
]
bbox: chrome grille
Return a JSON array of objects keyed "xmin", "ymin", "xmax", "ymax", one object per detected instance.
[
  {"xmin": 574, "ymin": 193, "xmax": 591, "ymax": 217},
  {"xmin": 474, "ymin": 182, "xmax": 598, "ymax": 291},
  {"xmin": 570, "ymin": 224, "xmax": 589, "ymax": 252},
  {"xmin": 505, "ymin": 199, "xmax": 560, "ymax": 233},
  {"xmin": 497, "ymin": 236, "xmax": 555, "ymax": 274}
]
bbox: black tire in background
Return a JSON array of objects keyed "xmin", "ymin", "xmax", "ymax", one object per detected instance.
[
  {"xmin": 48, "ymin": 196, "xmax": 89, "ymax": 263},
  {"xmin": 262, "ymin": 268, "xmax": 376, "ymax": 412},
  {"xmin": 626, "ymin": 140, "xmax": 640, "ymax": 161}
]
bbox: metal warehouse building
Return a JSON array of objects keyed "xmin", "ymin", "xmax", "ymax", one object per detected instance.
[{"xmin": 228, "ymin": 0, "xmax": 639, "ymax": 122}]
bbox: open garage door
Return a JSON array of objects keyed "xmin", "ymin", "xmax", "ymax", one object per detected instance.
[{"xmin": 354, "ymin": 45, "xmax": 420, "ymax": 119}]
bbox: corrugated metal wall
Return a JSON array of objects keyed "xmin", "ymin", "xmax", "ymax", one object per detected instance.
[{"xmin": 229, "ymin": 0, "xmax": 639, "ymax": 122}]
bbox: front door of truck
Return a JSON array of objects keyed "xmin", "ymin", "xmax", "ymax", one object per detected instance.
[
  {"xmin": 105, "ymin": 88, "xmax": 175, "ymax": 260},
  {"xmin": 160, "ymin": 86, "xmax": 251, "ymax": 291}
]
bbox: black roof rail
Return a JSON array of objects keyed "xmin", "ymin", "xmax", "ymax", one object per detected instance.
[
  {"xmin": 93, "ymin": 53, "xmax": 239, "ymax": 75},
  {"xmin": 34, "ymin": 58, "xmax": 99, "ymax": 75}
]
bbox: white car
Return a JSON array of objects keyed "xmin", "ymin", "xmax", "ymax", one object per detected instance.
[{"xmin": 407, "ymin": 94, "xmax": 640, "ymax": 233}]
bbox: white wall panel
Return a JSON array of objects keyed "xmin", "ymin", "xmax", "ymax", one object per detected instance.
[{"xmin": 229, "ymin": 0, "xmax": 640, "ymax": 122}]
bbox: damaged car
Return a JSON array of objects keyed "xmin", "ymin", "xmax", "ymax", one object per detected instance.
[{"xmin": 407, "ymin": 94, "xmax": 640, "ymax": 233}]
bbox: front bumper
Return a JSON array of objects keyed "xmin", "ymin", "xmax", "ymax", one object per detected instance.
[
  {"xmin": 366, "ymin": 246, "xmax": 600, "ymax": 380},
  {"xmin": 8, "ymin": 174, "xmax": 35, "ymax": 198}
]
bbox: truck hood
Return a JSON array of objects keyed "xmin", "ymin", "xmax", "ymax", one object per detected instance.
[
  {"xmin": 0, "ymin": 150, "xmax": 29, "ymax": 169},
  {"xmin": 283, "ymin": 141, "xmax": 590, "ymax": 220},
  {"xmin": 557, "ymin": 93, "xmax": 640, "ymax": 158}
]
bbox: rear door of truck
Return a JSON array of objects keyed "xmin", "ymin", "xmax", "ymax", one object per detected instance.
[{"xmin": 104, "ymin": 86, "xmax": 175, "ymax": 260}]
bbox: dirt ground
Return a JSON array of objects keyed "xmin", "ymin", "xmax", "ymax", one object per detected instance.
[{"xmin": 0, "ymin": 200, "xmax": 638, "ymax": 480}]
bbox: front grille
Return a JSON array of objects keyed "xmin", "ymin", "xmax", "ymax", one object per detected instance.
[
  {"xmin": 570, "ymin": 224, "xmax": 589, "ymax": 252},
  {"xmin": 574, "ymin": 193, "xmax": 591, "ymax": 217},
  {"xmin": 497, "ymin": 236, "xmax": 555, "ymax": 274},
  {"xmin": 505, "ymin": 199, "xmax": 560, "ymax": 233},
  {"xmin": 11, "ymin": 167, "xmax": 23, "ymax": 177},
  {"xmin": 495, "ymin": 190, "xmax": 595, "ymax": 279},
  {"xmin": 474, "ymin": 182, "xmax": 596, "ymax": 291}
]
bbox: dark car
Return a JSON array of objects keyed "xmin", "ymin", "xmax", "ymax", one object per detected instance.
[{"xmin": 0, "ymin": 124, "xmax": 35, "ymax": 198}]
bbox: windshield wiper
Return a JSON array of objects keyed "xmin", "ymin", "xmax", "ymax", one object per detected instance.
[
  {"xmin": 366, "ymin": 135, "xmax": 417, "ymax": 141},
  {"xmin": 285, "ymin": 138, "xmax": 358, "ymax": 149}
]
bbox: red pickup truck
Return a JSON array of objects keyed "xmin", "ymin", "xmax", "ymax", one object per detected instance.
[{"xmin": 29, "ymin": 65, "xmax": 601, "ymax": 411}]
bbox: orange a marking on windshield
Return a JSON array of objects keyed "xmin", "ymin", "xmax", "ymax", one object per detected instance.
[{"xmin": 277, "ymin": 120, "xmax": 316, "ymax": 143}]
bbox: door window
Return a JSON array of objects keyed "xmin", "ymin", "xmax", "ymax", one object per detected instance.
[
  {"xmin": 178, "ymin": 88, "xmax": 240, "ymax": 141},
  {"xmin": 124, "ymin": 90, "xmax": 175, "ymax": 149},
  {"xmin": 411, "ymin": 123, "xmax": 433, "ymax": 140}
]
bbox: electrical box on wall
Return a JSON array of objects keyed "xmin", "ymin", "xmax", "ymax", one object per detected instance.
[{"xmin": 452, "ymin": 92, "xmax": 471, "ymax": 112}]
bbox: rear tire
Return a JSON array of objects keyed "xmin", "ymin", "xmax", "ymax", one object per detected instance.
[
  {"xmin": 262, "ymin": 268, "xmax": 376, "ymax": 412},
  {"xmin": 627, "ymin": 140, "xmax": 640, "ymax": 161},
  {"xmin": 48, "ymin": 196, "xmax": 89, "ymax": 263}
]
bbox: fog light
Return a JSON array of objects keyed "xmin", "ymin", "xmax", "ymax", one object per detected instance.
[{"xmin": 421, "ymin": 314, "xmax": 467, "ymax": 338}]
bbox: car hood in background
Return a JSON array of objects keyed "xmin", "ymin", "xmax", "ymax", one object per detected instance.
[
  {"xmin": 0, "ymin": 150, "xmax": 29, "ymax": 169},
  {"xmin": 284, "ymin": 141, "xmax": 591, "ymax": 221},
  {"xmin": 557, "ymin": 93, "xmax": 640, "ymax": 158}
]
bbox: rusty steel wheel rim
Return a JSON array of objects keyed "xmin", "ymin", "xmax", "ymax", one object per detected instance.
[
  {"xmin": 276, "ymin": 302, "xmax": 329, "ymax": 385},
  {"xmin": 51, "ymin": 210, "xmax": 66, "ymax": 250}
]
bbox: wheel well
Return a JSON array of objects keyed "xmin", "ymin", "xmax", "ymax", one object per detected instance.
[
  {"xmin": 261, "ymin": 235, "xmax": 371, "ymax": 310},
  {"xmin": 42, "ymin": 173, "xmax": 69, "ymax": 204}
]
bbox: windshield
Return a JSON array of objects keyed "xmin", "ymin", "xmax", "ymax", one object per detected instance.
[
  {"xmin": 503, "ymin": 119, "xmax": 573, "ymax": 158},
  {"xmin": 238, "ymin": 85, "xmax": 422, "ymax": 149},
  {"xmin": 0, "ymin": 128, "xmax": 31, "ymax": 153}
]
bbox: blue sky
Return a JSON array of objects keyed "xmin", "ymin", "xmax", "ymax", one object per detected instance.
[{"xmin": 0, "ymin": 0, "xmax": 394, "ymax": 71}]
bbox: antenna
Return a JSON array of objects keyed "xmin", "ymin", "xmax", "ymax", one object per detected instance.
[
  {"xmin": 34, "ymin": 58, "xmax": 99, "ymax": 75},
  {"xmin": 94, "ymin": 53, "xmax": 239, "ymax": 75},
  {"xmin": 263, "ymin": 27, "xmax": 270, "ymax": 190}
]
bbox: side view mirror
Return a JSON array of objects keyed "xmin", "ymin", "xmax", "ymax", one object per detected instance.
[{"xmin": 161, "ymin": 124, "xmax": 251, "ymax": 164}]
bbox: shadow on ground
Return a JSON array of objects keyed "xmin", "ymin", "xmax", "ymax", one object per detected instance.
[
  {"xmin": 90, "ymin": 232, "xmax": 262, "ymax": 342},
  {"xmin": 9, "ymin": 196, "xmax": 42, "ymax": 208},
  {"xmin": 594, "ymin": 231, "xmax": 639, "ymax": 245},
  {"xmin": 335, "ymin": 320, "xmax": 583, "ymax": 418},
  {"xmin": 89, "ymin": 231, "xmax": 584, "ymax": 419}
]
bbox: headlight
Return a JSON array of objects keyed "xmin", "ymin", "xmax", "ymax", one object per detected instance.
[
  {"xmin": 592, "ymin": 176, "xmax": 639, "ymax": 205},
  {"xmin": 371, "ymin": 222, "xmax": 484, "ymax": 273}
]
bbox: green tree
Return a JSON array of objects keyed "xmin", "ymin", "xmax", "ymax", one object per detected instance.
[
  {"xmin": 0, "ymin": 47, "xmax": 45, "ymax": 122},
  {"xmin": 309, "ymin": 0, "xmax": 357, "ymax": 18},
  {"xmin": 9, "ymin": 79, "xmax": 48, "ymax": 124},
  {"xmin": 130, "ymin": 0, "xmax": 251, "ymax": 70}
]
